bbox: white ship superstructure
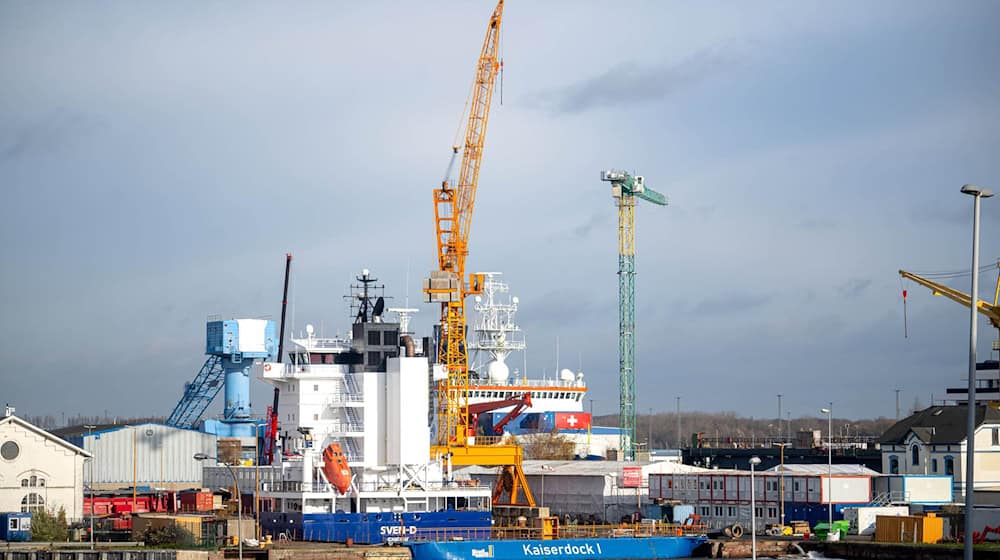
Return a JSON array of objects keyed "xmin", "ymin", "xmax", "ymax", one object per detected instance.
[
  {"xmin": 255, "ymin": 271, "xmax": 490, "ymax": 515},
  {"xmin": 466, "ymin": 273, "xmax": 586, "ymax": 415}
]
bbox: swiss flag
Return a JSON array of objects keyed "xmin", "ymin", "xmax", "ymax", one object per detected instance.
[{"xmin": 555, "ymin": 412, "xmax": 591, "ymax": 430}]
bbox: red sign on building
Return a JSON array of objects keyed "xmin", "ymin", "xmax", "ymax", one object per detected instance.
[
  {"xmin": 554, "ymin": 412, "xmax": 591, "ymax": 430},
  {"xmin": 622, "ymin": 466, "xmax": 642, "ymax": 488}
]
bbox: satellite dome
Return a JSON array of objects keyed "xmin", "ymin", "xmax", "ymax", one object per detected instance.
[
  {"xmin": 486, "ymin": 360, "xmax": 510, "ymax": 382},
  {"xmin": 559, "ymin": 368, "xmax": 575, "ymax": 382}
]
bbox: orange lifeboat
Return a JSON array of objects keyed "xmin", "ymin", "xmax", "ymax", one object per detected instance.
[{"xmin": 321, "ymin": 443, "xmax": 351, "ymax": 495}]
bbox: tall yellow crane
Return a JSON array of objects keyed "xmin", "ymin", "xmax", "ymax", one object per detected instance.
[{"xmin": 423, "ymin": 0, "xmax": 535, "ymax": 506}]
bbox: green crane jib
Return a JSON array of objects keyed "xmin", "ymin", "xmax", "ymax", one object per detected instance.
[{"xmin": 601, "ymin": 170, "xmax": 668, "ymax": 461}]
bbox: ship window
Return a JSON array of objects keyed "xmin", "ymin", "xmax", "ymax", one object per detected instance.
[
  {"xmin": 993, "ymin": 428, "xmax": 999, "ymax": 446},
  {"xmin": 368, "ymin": 331, "xmax": 381, "ymax": 345},
  {"xmin": 368, "ymin": 351, "xmax": 380, "ymax": 365},
  {"xmin": 313, "ymin": 414, "xmax": 319, "ymax": 421},
  {"xmin": 384, "ymin": 330, "xmax": 398, "ymax": 346}
]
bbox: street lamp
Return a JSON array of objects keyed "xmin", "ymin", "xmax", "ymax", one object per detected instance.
[
  {"xmin": 195, "ymin": 453, "xmax": 241, "ymax": 560},
  {"xmin": 749, "ymin": 456, "xmax": 761, "ymax": 560},
  {"xmin": 961, "ymin": 183, "xmax": 993, "ymax": 560},
  {"xmin": 84, "ymin": 424, "xmax": 97, "ymax": 550},
  {"xmin": 820, "ymin": 406, "xmax": 833, "ymax": 530}
]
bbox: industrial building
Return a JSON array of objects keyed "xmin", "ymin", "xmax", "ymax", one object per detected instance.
[
  {"xmin": 0, "ymin": 410, "xmax": 90, "ymax": 520},
  {"xmin": 461, "ymin": 459, "xmax": 704, "ymax": 523},
  {"xmin": 56, "ymin": 422, "xmax": 217, "ymax": 491}
]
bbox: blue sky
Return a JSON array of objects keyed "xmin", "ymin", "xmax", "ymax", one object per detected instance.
[{"xmin": 2, "ymin": 1, "xmax": 998, "ymax": 423}]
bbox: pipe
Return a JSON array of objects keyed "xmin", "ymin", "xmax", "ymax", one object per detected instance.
[{"xmin": 400, "ymin": 335, "xmax": 416, "ymax": 357}]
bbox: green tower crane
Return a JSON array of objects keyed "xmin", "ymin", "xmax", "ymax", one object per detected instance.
[{"xmin": 601, "ymin": 170, "xmax": 668, "ymax": 461}]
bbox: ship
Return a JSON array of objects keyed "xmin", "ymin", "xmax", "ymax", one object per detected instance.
[
  {"xmin": 463, "ymin": 273, "xmax": 591, "ymax": 439},
  {"xmin": 257, "ymin": 270, "xmax": 493, "ymax": 544},
  {"xmin": 406, "ymin": 534, "xmax": 708, "ymax": 560}
]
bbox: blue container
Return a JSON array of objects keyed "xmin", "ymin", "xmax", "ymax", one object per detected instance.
[{"xmin": 0, "ymin": 512, "xmax": 32, "ymax": 542}]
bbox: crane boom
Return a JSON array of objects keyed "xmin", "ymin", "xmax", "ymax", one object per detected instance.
[{"xmin": 899, "ymin": 268, "xmax": 1000, "ymax": 329}]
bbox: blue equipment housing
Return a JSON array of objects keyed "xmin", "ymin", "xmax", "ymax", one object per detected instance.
[{"xmin": 167, "ymin": 319, "xmax": 276, "ymax": 432}]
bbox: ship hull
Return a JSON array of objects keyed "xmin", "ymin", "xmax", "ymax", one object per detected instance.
[{"xmin": 407, "ymin": 536, "xmax": 707, "ymax": 560}]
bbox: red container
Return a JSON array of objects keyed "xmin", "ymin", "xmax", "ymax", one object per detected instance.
[{"xmin": 179, "ymin": 491, "xmax": 213, "ymax": 512}]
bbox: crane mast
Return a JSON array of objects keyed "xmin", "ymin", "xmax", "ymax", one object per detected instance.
[
  {"xmin": 601, "ymin": 170, "xmax": 668, "ymax": 462},
  {"xmin": 427, "ymin": 0, "xmax": 502, "ymax": 449}
]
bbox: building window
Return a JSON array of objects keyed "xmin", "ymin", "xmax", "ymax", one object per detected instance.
[
  {"xmin": 911, "ymin": 445, "xmax": 920, "ymax": 466},
  {"xmin": 945, "ymin": 456, "xmax": 954, "ymax": 476},
  {"xmin": 768, "ymin": 507, "xmax": 778, "ymax": 518},
  {"xmin": 368, "ymin": 330, "xmax": 381, "ymax": 345},
  {"xmin": 20, "ymin": 493, "xmax": 44, "ymax": 513},
  {"xmin": 1, "ymin": 440, "xmax": 19, "ymax": 461},
  {"xmin": 932, "ymin": 458, "xmax": 938, "ymax": 473},
  {"xmin": 794, "ymin": 481, "xmax": 800, "ymax": 492},
  {"xmin": 727, "ymin": 507, "xmax": 736, "ymax": 517},
  {"xmin": 714, "ymin": 507, "xmax": 723, "ymax": 517},
  {"xmin": 20, "ymin": 479, "xmax": 28, "ymax": 487},
  {"xmin": 384, "ymin": 330, "xmax": 398, "ymax": 346},
  {"xmin": 889, "ymin": 456, "xmax": 899, "ymax": 474}
]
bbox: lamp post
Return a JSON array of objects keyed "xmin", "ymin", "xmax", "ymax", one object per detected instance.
[
  {"xmin": 776, "ymin": 394, "xmax": 782, "ymax": 441},
  {"xmin": 820, "ymin": 406, "xmax": 833, "ymax": 530},
  {"xmin": 84, "ymin": 424, "xmax": 97, "ymax": 549},
  {"xmin": 195, "ymin": 453, "xmax": 241, "ymax": 560},
  {"xmin": 961, "ymin": 183, "xmax": 993, "ymax": 560},
  {"xmin": 749, "ymin": 456, "xmax": 761, "ymax": 560}
]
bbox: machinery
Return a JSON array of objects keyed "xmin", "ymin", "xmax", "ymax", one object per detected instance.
[
  {"xmin": 166, "ymin": 318, "xmax": 277, "ymax": 437},
  {"xmin": 899, "ymin": 264, "xmax": 1000, "ymax": 332},
  {"xmin": 600, "ymin": 170, "xmax": 668, "ymax": 461},
  {"xmin": 422, "ymin": 0, "xmax": 534, "ymax": 505}
]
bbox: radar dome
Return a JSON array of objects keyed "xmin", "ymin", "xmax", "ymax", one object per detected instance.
[
  {"xmin": 559, "ymin": 368, "xmax": 575, "ymax": 382},
  {"xmin": 306, "ymin": 324, "xmax": 315, "ymax": 335},
  {"xmin": 486, "ymin": 360, "xmax": 510, "ymax": 382}
]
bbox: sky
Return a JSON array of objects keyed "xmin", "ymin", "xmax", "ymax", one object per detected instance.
[{"xmin": 2, "ymin": 1, "xmax": 999, "ymax": 423}]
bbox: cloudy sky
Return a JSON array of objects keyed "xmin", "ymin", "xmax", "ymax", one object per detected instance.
[{"xmin": 2, "ymin": 1, "xmax": 998, "ymax": 424}]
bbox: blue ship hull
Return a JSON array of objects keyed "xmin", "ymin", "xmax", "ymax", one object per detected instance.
[
  {"xmin": 407, "ymin": 536, "xmax": 707, "ymax": 560},
  {"xmin": 271, "ymin": 510, "xmax": 492, "ymax": 545}
]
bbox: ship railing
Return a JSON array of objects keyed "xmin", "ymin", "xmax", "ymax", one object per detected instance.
[
  {"xmin": 327, "ymin": 392, "xmax": 365, "ymax": 404},
  {"xmin": 493, "ymin": 378, "xmax": 586, "ymax": 389},
  {"xmin": 260, "ymin": 479, "xmax": 486, "ymax": 494},
  {"xmin": 409, "ymin": 522, "xmax": 707, "ymax": 542}
]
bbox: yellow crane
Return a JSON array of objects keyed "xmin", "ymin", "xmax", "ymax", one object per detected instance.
[
  {"xmin": 423, "ymin": 0, "xmax": 535, "ymax": 506},
  {"xmin": 899, "ymin": 264, "xmax": 1000, "ymax": 350}
]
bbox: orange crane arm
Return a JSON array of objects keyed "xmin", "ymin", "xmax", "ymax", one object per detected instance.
[{"xmin": 899, "ymin": 268, "xmax": 1000, "ymax": 329}]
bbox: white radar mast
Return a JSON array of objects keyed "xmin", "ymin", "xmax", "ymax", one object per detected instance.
[{"xmin": 469, "ymin": 273, "xmax": 525, "ymax": 383}]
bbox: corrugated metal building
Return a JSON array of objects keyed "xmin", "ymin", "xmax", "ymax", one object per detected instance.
[{"xmin": 58, "ymin": 423, "xmax": 217, "ymax": 490}]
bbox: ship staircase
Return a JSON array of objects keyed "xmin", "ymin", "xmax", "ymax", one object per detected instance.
[
  {"xmin": 166, "ymin": 356, "xmax": 225, "ymax": 428},
  {"xmin": 330, "ymin": 372, "xmax": 364, "ymax": 464}
]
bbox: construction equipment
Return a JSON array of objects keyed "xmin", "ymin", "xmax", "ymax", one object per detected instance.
[
  {"xmin": 264, "ymin": 253, "xmax": 293, "ymax": 465},
  {"xmin": 899, "ymin": 264, "xmax": 1000, "ymax": 335},
  {"xmin": 600, "ymin": 170, "xmax": 668, "ymax": 461},
  {"xmin": 422, "ymin": 0, "xmax": 533, "ymax": 506}
]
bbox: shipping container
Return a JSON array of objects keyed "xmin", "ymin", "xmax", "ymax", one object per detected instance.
[
  {"xmin": 875, "ymin": 513, "xmax": 944, "ymax": 544},
  {"xmin": 178, "ymin": 491, "xmax": 214, "ymax": 512},
  {"xmin": 0, "ymin": 512, "xmax": 32, "ymax": 542},
  {"xmin": 873, "ymin": 475, "xmax": 953, "ymax": 505}
]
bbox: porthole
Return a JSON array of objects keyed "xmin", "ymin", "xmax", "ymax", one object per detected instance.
[{"xmin": 1, "ymin": 440, "xmax": 19, "ymax": 461}]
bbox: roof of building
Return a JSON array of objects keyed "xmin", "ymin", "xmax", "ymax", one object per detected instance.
[
  {"xmin": 459, "ymin": 459, "xmax": 707, "ymax": 478},
  {"xmin": 52, "ymin": 421, "xmax": 199, "ymax": 439},
  {"xmin": 879, "ymin": 404, "xmax": 1000, "ymax": 445},
  {"xmin": 0, "ymin": 415, "xmax": 92, "ymax": 457},
  {"xmin": 763, "ymin": 463, "xmax": 880, "ymax": 476}
]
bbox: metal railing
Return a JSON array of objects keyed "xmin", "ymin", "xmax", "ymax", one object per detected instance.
[{"xmin": 410, "ymin": 522, "xmax": 707, "ymax": 543}]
